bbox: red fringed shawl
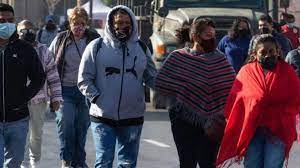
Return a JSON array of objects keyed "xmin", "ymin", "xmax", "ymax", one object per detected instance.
[{"xmin": 217, "ymin": 61, "xmax": 300, "ymax": 167}]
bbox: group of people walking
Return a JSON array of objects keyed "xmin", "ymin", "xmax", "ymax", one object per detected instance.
[{"xmin": 1, "ymin": 1, "xmax": 300, "ymax": 168}]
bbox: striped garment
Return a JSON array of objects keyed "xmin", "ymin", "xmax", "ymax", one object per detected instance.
[
  {"xmin": 155, "ymin": 48, "xmax": 235, "ymax": 116},
  {"xmin": 29, "ymin": 42, "xmax": 63, "ymax": 104}
]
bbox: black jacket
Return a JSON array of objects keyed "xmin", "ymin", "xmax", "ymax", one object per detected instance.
[{"xmin": 0, "ymin": 33, "xmax": 46, "ymax": 122}]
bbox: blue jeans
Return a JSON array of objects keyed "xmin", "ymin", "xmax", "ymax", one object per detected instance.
[
  {"xmin": 0, "ymin": 118, "xmax": 29, "ymax": 168},
  {"xmin": 56, "ymin": 86, "xmax": 90, "ymax": 166},
  {"xmin": 244, "ymin": 128, "xmax": 285, "ymax": 168},
  {"xmin": 91, "ymin": 122, "xmax": 143, "ymax": 168}
]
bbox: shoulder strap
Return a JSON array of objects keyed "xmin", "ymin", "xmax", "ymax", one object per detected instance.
[
  {"xmin": 54, "ymin": 31, "xmax": 68, "ymax": 56},
  {"xmin": 138, "ymin": 39, "xmax": 148, "ymax": 55},
  {"xmin": 37, "ymin": 29, "xmax": 43, "ymax": 42},
  {"xmin": 95, "ymin": 37, "xmax": 103, "ymax": 55},
  {"xmin": 93, "ymin": 37, "xmax": 103, "ymax": 64},
  {"xmin": 74, "ymin": 40, "xmax": 82, "ymax": 58}
]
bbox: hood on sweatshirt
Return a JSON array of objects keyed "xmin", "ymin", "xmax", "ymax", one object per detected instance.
[{"xmin": 104, "ymin": 5, "xmax": 138, "ymax": 45}]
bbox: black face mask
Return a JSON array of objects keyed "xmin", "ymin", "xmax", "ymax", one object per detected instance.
[
  {"xmin": 201, "ymin": 38, "xmax": 216, "ymax": 53},
  {"xmin": 259, "ymin": 27, "xmax": 270, "ymax": 34},
  {"xmin": 46, "ymin": 24, "xmax": 56, "ymax": 31},
  {"xmin": 259, "ymin": 56, "xmax": 277, "ymax": 70},
  {"xmin": 19, "ymin": 29, "xmax": 36, "ymax": 44},
  {"xmin": 238, "ymin": 29, "xmax": 249, "ymax": 37},
  {"xmin": 279, "ymin": 19, "xmax": 287, "ymax": 26},
  {"xmin": 115, "ymin": 27, "xmax": 130, "ymax": 43}
]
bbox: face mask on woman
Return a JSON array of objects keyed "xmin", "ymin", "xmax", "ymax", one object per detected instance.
[
  {"xmin": 238, "ymin": 29, "xmax": 249, "ymax": 37},
  {"xmin": 71, "ymin": 25, "xmax": 85, "ymax": 37},
  {"xmin": 201, "ymin": 38, "xmax": 216, "ymax": 53},
  {"xmin": 19, "ymin": 29, "xmax": 36, "ymax": 44},
  {"xmin": 258, "ymin": 56, "xmax": 277, "ymax": 70}
]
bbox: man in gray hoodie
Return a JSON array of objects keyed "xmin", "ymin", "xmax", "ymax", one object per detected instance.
[{"xmin": 78, "ymin": 5, "xmax": 157, "ymax": 168}]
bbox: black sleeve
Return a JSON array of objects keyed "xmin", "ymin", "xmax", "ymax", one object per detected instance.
[{"xmin": 25, "ymin": 47, "xmax": 46, "ymax": 101}]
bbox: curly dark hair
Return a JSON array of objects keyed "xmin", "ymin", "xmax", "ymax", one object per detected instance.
[
  {"xmin": 228, "ymin": 17, "xmax": 251, "ymax": 40},
  {"xmin": 175, "ymin": 18, "xmax": 215, "ymax": 44}
]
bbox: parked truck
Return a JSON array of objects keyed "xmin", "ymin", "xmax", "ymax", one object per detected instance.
[{"xmin": 116, "ymin": 0, "xmax": 290, "ymax": 108}]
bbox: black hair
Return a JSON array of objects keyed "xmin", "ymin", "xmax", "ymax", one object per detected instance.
[
  {"xmin": 228, "ymin": 17, "xmax": 251, "ymax": 40},
  {"xmin": 175, "ymin": 18, "xmax": 215, "ymax": 44},
  {"xmin": 259, "ymin": 14, "xmax": 273, "ymax": 24},
  {"xmin": 0, "ymin": 3, "xmax": 14, "ymax": 15},
  {"xmin": 280, "ymin": 12, "xmax": 289, "ymax": 19}
]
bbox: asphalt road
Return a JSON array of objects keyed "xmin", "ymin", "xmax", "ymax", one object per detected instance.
[{"xmin": 39, "ymin": 106, "xmax": 300, "ymax": 168}]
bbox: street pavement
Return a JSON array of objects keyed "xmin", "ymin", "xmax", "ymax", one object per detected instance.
[{"xmin": 40, "ymin": 104, "xmax": 300, "ymax": 168}]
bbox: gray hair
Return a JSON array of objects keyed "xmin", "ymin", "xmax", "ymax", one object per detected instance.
[{"xmin": 17, "ymin": 20, "xmax": 35, "ymax": 30}]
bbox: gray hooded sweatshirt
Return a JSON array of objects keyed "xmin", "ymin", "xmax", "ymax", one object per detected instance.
[{"xmin": 78, "ymin": 5, "xmax": 157, "ymax": 120}]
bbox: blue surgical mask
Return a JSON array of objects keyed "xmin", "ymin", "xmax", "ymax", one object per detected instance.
[{"xmin": 0, "ymin": 23, "xmax": 16, "ymax": 40}]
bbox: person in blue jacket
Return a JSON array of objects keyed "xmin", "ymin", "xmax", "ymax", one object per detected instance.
[{"xmin": 218, "ymin": 17, "xmax": 252, "ymax": 72}]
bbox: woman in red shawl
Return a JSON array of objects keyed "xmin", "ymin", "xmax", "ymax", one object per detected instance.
[{"xmin": 217, "ymin": 34, "xmax": 300, "ymax": 168}]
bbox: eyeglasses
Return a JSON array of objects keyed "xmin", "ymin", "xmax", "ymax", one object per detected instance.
[{"xmin": 19, "ymin": 29, "xmax": 35, "ymax": 34}]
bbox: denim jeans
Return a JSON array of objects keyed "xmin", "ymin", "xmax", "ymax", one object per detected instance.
[
  {"xmin": 90, "ymin": 122, "xmax": 143, "ymax": 168},
  {"xmin": 56, "ymin": 86, "xmax": 90, "ymax": 166},
  {"xmin": 244, "ymin": 128, "xmax": 285, "ymax": 168},
  {"xmin": 0, "ymin": 118, "xmax": 29, "ymax": 168}
]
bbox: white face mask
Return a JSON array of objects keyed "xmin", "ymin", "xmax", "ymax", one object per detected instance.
[{"xmin": 0, "ymin": 23, "xmax": 16, "ymax": 40}]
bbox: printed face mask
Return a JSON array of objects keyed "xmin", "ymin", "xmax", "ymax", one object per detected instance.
[
  {"xmin": 114, "ymin": 27, "xmax": 130, "ymax": 42},
  {"xmin": 71, "ymin": 25, "xmax": 85, "ymax": 37}
]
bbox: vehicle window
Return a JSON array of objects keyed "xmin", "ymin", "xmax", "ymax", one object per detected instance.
[{"xmin": 167, "ymin": 0, "xmax": 264, "ymax": 9}]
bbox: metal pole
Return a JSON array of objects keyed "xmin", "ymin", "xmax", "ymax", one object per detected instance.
[
  {"xmin": 273, "ymin": 0, "xmax": 279, "ymax": 22},
  {"xmin": 89, "ymin": 0, "xmax": 93, "ymax": 20},
  {"xmin": 63, "ymin": 0, "xmax": 67, "ymax": 17},
  {"xmin": 25, "ymin": 0, "xmax": 27, "ymax": 18}
]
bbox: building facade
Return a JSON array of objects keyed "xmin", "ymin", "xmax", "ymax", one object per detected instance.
[{"xmin": 0, "ymin": 0, "xmax": 88, "ymax": 27}]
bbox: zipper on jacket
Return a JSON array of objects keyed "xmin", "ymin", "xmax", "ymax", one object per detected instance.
[
  {"xmin": 117, "ymin": 44, "xmax": 126, "ymax": 120},
  {"xmin": 60, "ymin": 58, "xmax": 66, "ymax": 82},
  {"xmin": 2, "ymin": 50, "xmax": 5, "ymax": 122}
]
